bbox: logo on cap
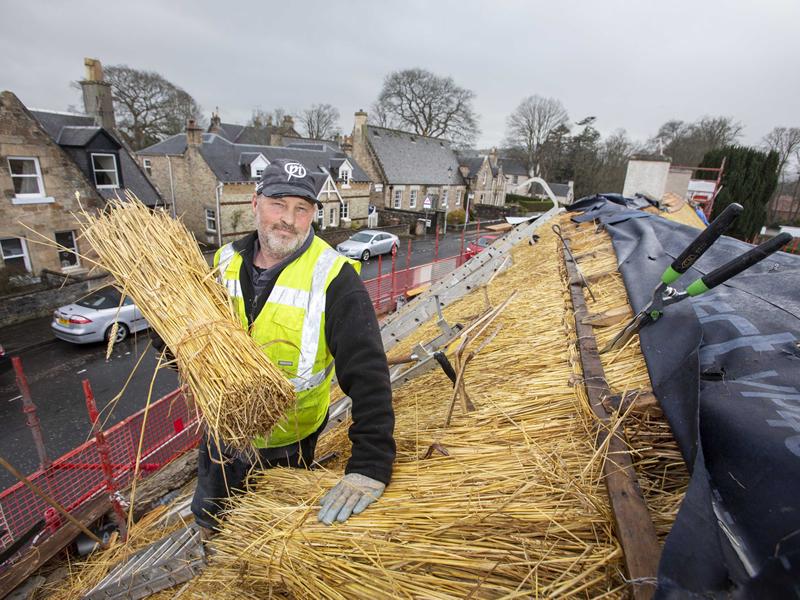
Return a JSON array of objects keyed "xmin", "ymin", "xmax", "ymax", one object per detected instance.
[{"xmin": 284, "ymin": 162, "xmax": 307, "ymax": 181}]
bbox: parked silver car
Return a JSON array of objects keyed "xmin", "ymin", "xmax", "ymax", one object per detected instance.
[
  {"xmin": 336, "ymin": 230, "xmax": 399, "ymax": 261},
  {"xmin": 51, "ymin": 287, "xmax": 149, "ymax": 344}
]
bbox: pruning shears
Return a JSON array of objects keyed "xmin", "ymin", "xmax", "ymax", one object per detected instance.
[{"xmin": 602, "ymin": 203, "xmax": 792, "ymax": 353}]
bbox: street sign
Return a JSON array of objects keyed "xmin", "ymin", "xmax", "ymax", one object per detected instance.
[{"xmin": 423, "ymin": 196, "xmax": 432, "ymax": 210}]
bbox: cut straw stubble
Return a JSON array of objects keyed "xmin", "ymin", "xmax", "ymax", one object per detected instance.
[{"xmin": 78, "ymin": 196, "xmax": 295, "ymax": 450}]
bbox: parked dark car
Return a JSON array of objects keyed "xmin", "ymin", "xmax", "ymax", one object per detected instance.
[{"xmin": 464, "ymin": 234, "xmax": 500, "ymax": 259}]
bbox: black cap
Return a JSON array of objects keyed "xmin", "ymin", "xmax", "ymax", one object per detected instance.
[{"xmin": 255, "ymin": 158, "xmax": 321, "ymax": 206}]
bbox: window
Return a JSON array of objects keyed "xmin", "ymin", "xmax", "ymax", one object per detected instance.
[
  {"xmin": 329, "ymin": 207, "xmax": 337, "ymax": 227},
  {"xmin": 340, "ymin": 166, "xmax": 351, "ymax": 186},
  {"xmin": 255, "ymin": 168, "xmax": 265, "ymax": 179},
  {"xmin": 479, "ymin": 193, "xmax": 485, "ymax": 203},
  {"xmin": 456, "ymin": 190, "xmax": 462, "ymax": 206},
  {"xmin": 317, "ymin": 206, "xmax": 324, "ymax": 226},
  {"xmin": 441, "ymin": 189, "xmax": 449, "ymax": 208},
  {"xmin": 8, "ymin": 157, "xmax": 49, "ymax": 203},
  {"xmin": 482, "ymin": 170, "xmax": 487, "ymax": 185},
  {"xmin": 0, "ymin": 237, "xmax": 31, "ymax": 274},
  {"xmin": 91, "ymin": 154, "xmax": 119, "ymax": 188},
  {"xmin": 409, "ymin": 189, "xmax": 417, "ymax": 208},
  {"xmin": 143, "ymin": 158, "xmax": 152, "ymax": 176},
  {"xmin": 339, "ymin": 200, "xmax": 350, "ymax": 220},
  {"xmin": 205, "ymin": 208, "xmax": 217, "ymax": 232},
  {"xmin": 55, "ymin": 231, "xmax": 79, "ymax": 269},
  {"xmin": 374, "ymin": 183, "xmax": 383, "ymax": 192},
  {"xmin": 393, "ymin": 189, "xmax": 402, "ymax": 208}
]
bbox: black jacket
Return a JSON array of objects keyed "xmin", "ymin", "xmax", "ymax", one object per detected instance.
[{"xmin": 232, "ymin": 232, "xmax": 396, "ymax": 484}]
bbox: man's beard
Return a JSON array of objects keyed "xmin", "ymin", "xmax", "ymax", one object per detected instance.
[{"xmin": 259, "ymin": 223, "xmax": 309, "ymax": 260}]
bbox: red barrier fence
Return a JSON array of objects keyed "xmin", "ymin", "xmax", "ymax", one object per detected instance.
[
  {"xmin": 363, "ymin": 252, "xmax": 468, "ymax": 313},
  {"xmin": 0, "ymin": 388, "xmax": 200, "ymax": 561}
]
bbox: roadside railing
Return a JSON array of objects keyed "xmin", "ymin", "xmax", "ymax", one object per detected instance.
[{"xmin": 0, "ymin": 388, "xmax": 200, "ymax": 563}]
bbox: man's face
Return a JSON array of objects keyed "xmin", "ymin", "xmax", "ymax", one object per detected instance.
[{"xmin": 252, "ymin": 194, "xmax": 315, "ymax": 259}]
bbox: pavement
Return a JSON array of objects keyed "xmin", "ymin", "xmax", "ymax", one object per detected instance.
[{"xmin": 1, "ymin": 315, "xmax": 58, "ymax": 357}]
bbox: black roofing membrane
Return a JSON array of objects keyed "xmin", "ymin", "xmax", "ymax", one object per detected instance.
[{"xmin": 570, "ymin": 195, "xmax": 800, "ymax": 599}]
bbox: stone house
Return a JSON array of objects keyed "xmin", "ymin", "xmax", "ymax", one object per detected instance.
[
  {"xmin": 498, "ymin": 158, "xmax": 529, "ymax": 191},
  {"xmin": 458, "ymin": 149, "xmax": 507, "ymax": 210},
  {"xmin": 346, "ymin": 111, "xmax": 466, "ymax": 232},
  {"xmin": 0, "ymin": 62, "xmax": 162, "ymax": 279},
  {"xmin": 138, "ymin": 126, "xmax": 372, "ymax": 247}
]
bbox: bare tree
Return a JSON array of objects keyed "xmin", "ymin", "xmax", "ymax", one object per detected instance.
[
  {"xmin": 101, "ymin": 65, "xmax": 204, "ymax": 150},
  {"xmin": 368, "ymin": 101, "xmax": 400, "ymax": 129},
  {"xmin": 373, "ymin": 68, "xmax": 480, "ymax": 146},
  {"xmin": 298, "ymin": 103, "xmax": 341, "ymax": 139},
  {"xmin": 763, "ymin": 127, "xmax": 800, "ymax": 180},
  {"xmin": 504, "ymin": 95, "xmax": 569, "ymax": 176},
  {"xmin": 649, "ymin": 115, "xmax": 742, "ymax": 165}
]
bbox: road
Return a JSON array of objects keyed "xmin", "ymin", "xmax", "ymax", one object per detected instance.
[{"xmin": 0, "ymin": 335, "xmax": 178, "ymax": 490}]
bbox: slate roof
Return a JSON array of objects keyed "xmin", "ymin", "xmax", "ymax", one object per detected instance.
[
  {"xmin": 214, "ymin": 121, "xmax": 301, "ymax": 146},
  {"xmin": 28, "ymin": 109, "xmax": 163, "ymax": 207},
  {"xmin": 530, "ymin": 181, "xmax": 571, "ymax": 199},
  {"xmin": 141, "ymin": 133, "xmax": 370, "ymax": 185},
  {"xmin": 498, "ymin": 158, "xmax": 528, "ymax": 177},
  {"xmin": 365, "ymin": 126, "xmax": 464, "ymax": 186},
  {"xmin": 56, "ymin": 126, "xmax": 102, "ymax": 146},
  {"xmin": 136, "ymin": 134, "xmax": 187, "ymax": 155},
  {"xmin": 459, "ymin": 157, "xmax": 485, "ymax": 179}
]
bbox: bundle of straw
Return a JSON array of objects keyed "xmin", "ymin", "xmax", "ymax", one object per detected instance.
[{"xmin": 78, "ymin": 197, "xmax": 295, "ymax": 449}]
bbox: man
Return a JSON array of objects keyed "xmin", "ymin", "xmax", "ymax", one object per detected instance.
[{"xmin": 190, "ymin": 158, "xmax": 395, "ymax": 529}]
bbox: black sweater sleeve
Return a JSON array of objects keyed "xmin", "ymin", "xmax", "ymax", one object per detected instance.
[{"xmin": 325, "ymin": 263, "xmax": 396, "ymax": 485}]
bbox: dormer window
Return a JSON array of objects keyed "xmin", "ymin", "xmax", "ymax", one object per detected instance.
[
  {"xmin": 340, "ymin": 167, "xmax": 351, "ymax": 186},
  {"xmin": 250, "ymin": 154, "xmax": 269, "ymax": 179},
  {"xmin": 91, "ymin": 154, "xmax": 119, "ymax": 188}
]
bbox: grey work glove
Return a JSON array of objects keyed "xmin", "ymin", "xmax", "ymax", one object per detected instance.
[{"xmin": 318, "ymin": 473, "xmax": 386, "ymax": 525}]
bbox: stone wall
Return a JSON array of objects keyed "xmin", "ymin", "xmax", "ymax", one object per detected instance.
[
  {"xmin": 472, "ymin": 203, "xmax": 520, "ymax": 221},
  {"xmin": 0, "ymin": 271, "xmax": 110, "ymax": 326},
  {"xmin": 0, "ymin": 92, "xmax": 104, "ymax": 275}
]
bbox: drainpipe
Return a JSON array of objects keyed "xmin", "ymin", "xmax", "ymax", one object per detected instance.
[
  {"xmin": 166, "ymin": 155, "xmax": 177, "ymax": 218},
  {"xmin": 215, "ymin": 181, "xmax": 224, "ymax": 248}
]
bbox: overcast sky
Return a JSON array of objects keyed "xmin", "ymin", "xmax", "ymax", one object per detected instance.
[{"xmin": 2, "ymin": 0, "xmax": 798, "ymax": 149}]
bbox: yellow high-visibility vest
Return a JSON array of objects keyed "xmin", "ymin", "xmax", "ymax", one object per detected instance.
[{"xmin": 215, "ymin": 236, "xmax": 359, "ymax": 448}]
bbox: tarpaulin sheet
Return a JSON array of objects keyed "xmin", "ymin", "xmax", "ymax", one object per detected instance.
[{"xmin": 570, "ymin": 195, "xmax": 800, "ymax": 599}]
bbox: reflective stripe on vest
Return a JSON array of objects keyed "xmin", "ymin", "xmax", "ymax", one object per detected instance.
[
  {"xmin": 216, "ymin": 244, "xmax": 242, "ymax": 299},
  {"xmin": 290, "ymin": 248, "xmax": 339, "ymax": 392}
]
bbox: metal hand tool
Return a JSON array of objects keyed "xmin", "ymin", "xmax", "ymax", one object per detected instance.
[{"xmin": 602, "ymin": 203, "xmax": 791, "ymax": 353}]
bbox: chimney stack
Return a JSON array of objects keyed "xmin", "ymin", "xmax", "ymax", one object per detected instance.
[
  {"xmin": 488, "ymin": 147, "xmax": 498, "ymax": 168},
  {"xmin": 353, "ymin": 109, "xmax": 368, "ymax": 133},
  {"xmin": 281, "ymin": 115, "xmax": 294, "ymax": 131},
  {"xmin": 80, "ymin": 57, "xmax": 116, "ymax": 130},
  {"xmin": 186, "ymin": 118, "xmax": 203, "ymax": 147},
  {"xmin": 209, "ymin": 109, "xmax": 222, "ymax": 134}
]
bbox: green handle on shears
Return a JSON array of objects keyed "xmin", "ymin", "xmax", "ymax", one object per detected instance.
[
  {"xmin": 683, "ymin": 232, "xmax": 793, "ymax": 296},
  {"xmin": 661, "ymin": 203, "xmax": 743, "ymax": 285}
]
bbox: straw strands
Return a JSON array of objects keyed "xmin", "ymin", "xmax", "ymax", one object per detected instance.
[
  {"xmin": 78, "ymin": 196, "xmax": 295, "ymax": 450},
  {"xmin": 182, "ymin": 215, "xmax": 690, "ymax": 599}
]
